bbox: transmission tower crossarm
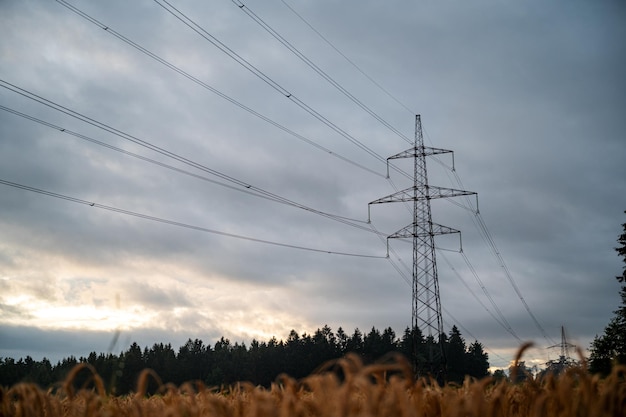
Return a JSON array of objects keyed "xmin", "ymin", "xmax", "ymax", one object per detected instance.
[
  {"xmin": 387, "ymin": 146, "xmax": 452, "ymax": 160},
  {"xmin": 428, "ymin": 186, "xmax": 476, "ymax": 200},
  {"xmin": 388, "ymin": 222, "xmax": 460, "ymax": 239},
  {"xmin": 368, "ymin": 185, "xmax": 476, "ymax": 206},
  {"xmin": 386, "ymin": 147, "xmax": 453, "ymax": 177},
  {"xmin": 368, "ymin": 187, "xmax": 416, "ymax": 206}
]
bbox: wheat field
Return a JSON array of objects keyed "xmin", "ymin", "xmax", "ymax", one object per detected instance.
[{"xmin": 2, "ymin": 352, "xmax": 625, "ymax": 417}]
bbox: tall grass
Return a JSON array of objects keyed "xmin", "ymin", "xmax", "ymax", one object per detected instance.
[{"xmin": 2, "ymin": 352, "xmax": 624, "ymax": 417}]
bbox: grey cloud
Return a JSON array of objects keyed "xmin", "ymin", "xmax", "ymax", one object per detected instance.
[{"xmin": 121, "ymin": 282, "xmax": 194, "ymax": 309}]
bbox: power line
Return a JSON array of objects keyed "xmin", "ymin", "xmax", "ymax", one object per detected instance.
[
  {"xmin": 375, "ymin": 117, "xmax": 524, "ymax": 347},
  {"xmin": 370, "ymin": 120, "xmax": 520, "ymax": 346},
  {"xmin": 457, "ymin": 249, "xmax": 522, "ymax": 342},
  {"xmin": 385, "ymin": 232, "xmax": 528, "ymax": 366},
  {"xmin": 53, "ymin": 0, "xmax": 386, "ymax": 180},
  {"xmin": 422, "ymin": 126, "xmax": 556, "ymax": 346},
  {"xmin": 379, "ymin": 225, "xmax": 512, "ymax": 366},
  {"xmin": 438, "ymin": 250, "xmax": 522, "ymax": 342},
  {"xmin": 440, "ymin": 306, "xmax": 510, "ymax": 366},
  {"xmin": 366, "ymin": 205, "xmax": 512, "ymax": 367},
  {"xmin": 416, "ymin": 125, "xmax": 556, "ymax": 364},
  {"xmin": 451, "ymin": 170, "xmax": 556, "ymax": 346},
  {"xmin": 0, "ymin": 178, "xmax": 388, "ymax": 259},
  {"xmin": 0, "ymin": 103, "xmax": 388, "ymax": 237},
  {"xmin": 0, "ymin": 81, "xmax": 374, "ymax": 224},
  {"xmin": 148, "ymin": 0, "xmax": 411, "ymax": 180},
  {"xmin": 384, "ymin": 234, "xmax": 526, "ymax": 345},
  {"xmin": 0, "ymin": 80, "xmax": 302, "ymax": 211},
  {"xmin": 232, "ymin": 0, "xmax": 413, "ymax": 145},
  {"xmin": 279, "ymin": 0, "xmax": 416, "ymax": 116},
  {"xmin": 369, "ymin": 222, "xmax": 413, "ymax": 286}
]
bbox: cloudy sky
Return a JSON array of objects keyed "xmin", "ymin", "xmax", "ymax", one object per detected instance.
[{"xmin": 1, "ymin": 0, "xmax": 625, "ymax": 371}]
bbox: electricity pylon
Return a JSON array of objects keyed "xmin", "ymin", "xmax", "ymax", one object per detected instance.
[
  {"xmin": 545, "ymin": 325, "xmax": 578, "ymax": 374},
  {"xmin": 368, "ymin": 115, "xmax": 476, "ymax": 377}
]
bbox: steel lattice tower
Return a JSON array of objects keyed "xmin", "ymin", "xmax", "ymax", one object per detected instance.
[
  {"xmin": 547, "ymin": 326, "xmax": 577, "ymax": 364},
  {"xmin": 369, "ymin": 115, "xmax": 475, "ymax": 376}
]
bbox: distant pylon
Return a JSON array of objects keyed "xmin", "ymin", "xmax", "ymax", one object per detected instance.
[
  {"xmin": 543, "ymin": 326, "xmax": 578, "ymax": 374},
  {"xmin": 548, "ymin": 326, "xmax": 577, "ymax": 363},
  {"xmin": 368, "ymin": 115, "xmax": 476, "ymax": 376}
]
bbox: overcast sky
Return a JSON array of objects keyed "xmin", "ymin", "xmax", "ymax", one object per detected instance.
[{"xmin": 1, "ymin": 0, "xmax": 625, "ymax": 371}]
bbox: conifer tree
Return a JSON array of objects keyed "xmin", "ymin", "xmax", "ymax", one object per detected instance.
[{"xmin": 588, "ymin": 212, "xmax": 626, "ymax": 375}]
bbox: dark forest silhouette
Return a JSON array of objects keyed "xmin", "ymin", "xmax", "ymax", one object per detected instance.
[{"xmin": 0, "ymin": 325, "xmax": 490, "ymax": 394}]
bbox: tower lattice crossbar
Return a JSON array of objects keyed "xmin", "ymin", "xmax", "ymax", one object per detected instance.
[{"xmin": 369, "ymin": 115, "xmax": 475, "ymax": 376}]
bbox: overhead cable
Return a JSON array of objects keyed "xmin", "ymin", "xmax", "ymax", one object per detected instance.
[
  {"xmin": 0, "ymin": 104, "xmax": 387, "ymax": 236},
  {"xmin": 459, "ymin": 249, "xmax": 521, "ymax": 342},
  {"xmin": 422, "ymin": 125, "xmax": 556, "ymax": 346},
  {"xmin": 279, "ymin": 0, "xmax": 416, "ymax": 116},
  {"xmin": 53, "ymin": 0, "xmax": 386, "ymax": 180},
  {"xmin": 0, "ymin": 178, "xmax": 388, "ymax": 259},
  {"xmin": 148, "ymin": 0, "xmax": 411, "ymax": 180},
  {"xmin": 0, "ymin": 81, "xmax": 370, "ymax": 226},
  {"xmin": 378, "ymin": 224, "xmax": 512, "ymax": 365},
  {"xmin": 232, "ymin": 0, "xmax": 413, "ymax": 145},
  {"xmin": 455, "ymin": 170, "xmax": 556, "ymax": 346},
  {"xmin": 441, "ymin": 306, "xmax": 510, "ymax": 365},
  {"xmin": 438, "ymin": 249, "xmax": 522, "ymax": 342}
]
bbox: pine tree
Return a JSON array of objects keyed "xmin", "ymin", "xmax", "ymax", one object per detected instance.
[
  {"xmin": 588, "ymin": 212, "xmax": 626, "ymax": 375},
  {"xmin": 466, "ymin": 341, "xmax": 489, "ymax": 379},
  {"xmin": 446, "ymin": 326, "xmax": 467, "ymax": 383}
]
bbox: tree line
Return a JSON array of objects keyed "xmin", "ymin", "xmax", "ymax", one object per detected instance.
[{"xmin": 0, "ymin": 324, "xmax": 489, "ymax": 394}]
